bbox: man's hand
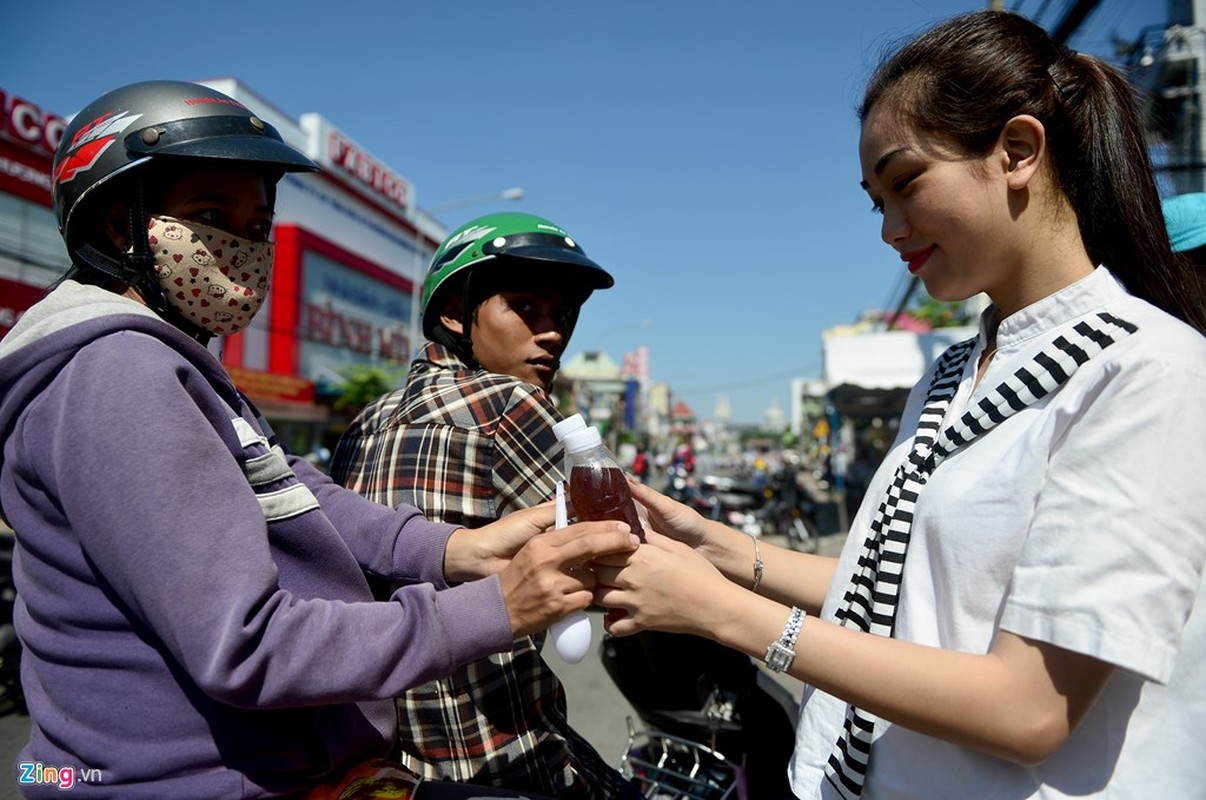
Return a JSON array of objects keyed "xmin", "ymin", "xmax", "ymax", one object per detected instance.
[
  {"xmin": 443, "ymin": 502, "xmax": 558, "ymax": 583},
  {"xmin": 499, "ymin": 521, "xmax": 639, "ymax": 638}
]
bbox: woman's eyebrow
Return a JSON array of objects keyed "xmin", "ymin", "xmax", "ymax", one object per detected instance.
[{"xmin": 860, "ymin": 146, "xmax": 912, "ymax": 190}]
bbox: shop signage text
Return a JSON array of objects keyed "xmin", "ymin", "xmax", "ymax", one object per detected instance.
[
  {"xmin": 328, "ymin": 132, "xmax": 412, "ymax": 210},
  {"xmin": 304, "ymin": 299, "xmax": 410, "ymax": 361},
  {"xmin": 300, "ymin": 255, "xmax": 412, "ymax": 364},
  {"xmin": 1, "ymin": 89, "xmax": 65, "ymax": 158},
  {"xmin": 299, "ymin": 114, "xmax": 414, "ymax": 218}
]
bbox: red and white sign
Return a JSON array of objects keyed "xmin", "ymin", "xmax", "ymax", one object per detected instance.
[
  {"xmin": 299, "ymin": 113, "xmax": 414, "ymax": 217},
  {"xmin": 0, "ymin": 87, "xmax": 64, "ymax": 207},
  {"xmin": 621, "ymin": 345, "xmax": 651, "ymax": 382},
  {"xmin": 0, "ymin": 148, "xmax": 51, "ymax": 206},
  {"xmin": 1, "ymin": 88, "xmax": 66, "ymax": 158}
]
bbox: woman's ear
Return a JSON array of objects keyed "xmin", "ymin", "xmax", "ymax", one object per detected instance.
[
  {"xmin": 104, "ymin": 204, "xmax": 130, "ymax": 252},
  {"xmin": 1000, "ymin": 114, "xmax": 1046, "ymax": 191}
]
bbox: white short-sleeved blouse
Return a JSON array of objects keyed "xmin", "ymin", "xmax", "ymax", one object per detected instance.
[{"xmin": 791, "ymin": 267, "xmax": 1206, "ymax": 800}]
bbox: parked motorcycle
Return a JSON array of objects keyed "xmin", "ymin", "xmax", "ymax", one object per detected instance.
[
  {"xmin": 754, "ymin": 466, "xmax": 820, "ymax": 553},
  {"xmin": 695, "ymin": 469, "xmax": 820, "ymax": 551},
  {"xmin": 600, "ymin": 630, "xmax": 798, "ymax": 799},
  {"xmin": 663, "ymin": 464, "xmax": 725, "ymax": 522},
  {"xmin": 664, "ymin": 471, "xmax": 768, "ymax": 540},
  {"xmin": 694, "ymin": 475, "xmax": 765, "ymax": 538}
]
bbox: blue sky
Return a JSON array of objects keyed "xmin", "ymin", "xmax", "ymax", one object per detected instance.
[{"xmin": 4, "ymin": 1, "xmax": 1163, "ymax": 424}]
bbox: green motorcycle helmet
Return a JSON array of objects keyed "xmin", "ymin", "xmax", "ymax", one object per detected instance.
[{"xmin": 420, "ymin": 211, "xmax": 614, "ymax": 343}]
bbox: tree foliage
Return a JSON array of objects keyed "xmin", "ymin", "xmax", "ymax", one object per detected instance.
[
  {"xmin": 909, "ymin": 294, "xmax": 970, "ymax": 328},
  {"xmin": 333, "ymin": 364, "xmax": 405, "ymax": 414}
]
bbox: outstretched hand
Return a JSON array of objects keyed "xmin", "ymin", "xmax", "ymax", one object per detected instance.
[
  {"xmin": 443, "ymin": 502, "xmax": 558, "ymax": 583},
  {"xmin": 592, "ymin": 529, "xmax": 730, "ymax": 638},
  {"xmin": 500, "ymin": 521, "xmax": 640, "ymax": 638},
  {"xmin": 627, "ymin": 478, "xmax": 712, "ymax": 550}
]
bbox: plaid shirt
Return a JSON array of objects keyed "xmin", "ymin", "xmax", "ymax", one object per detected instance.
[{"xmin": 331, "ymin": 343, "xmax": 630, "ymax": 799}]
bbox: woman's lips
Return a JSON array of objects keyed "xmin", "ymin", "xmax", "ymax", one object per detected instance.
[{"xmin": 900, "ymin": 245, "xmax": 935, "ymax": 275}]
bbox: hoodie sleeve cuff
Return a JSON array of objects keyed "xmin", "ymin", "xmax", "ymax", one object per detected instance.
[
  {"xmin": 391, "ymin": 517, "xmax": 462, "ymax": 589},
  {"xmin": 430, "ymin": 574, "xmax": 514, "ymax": 661}
]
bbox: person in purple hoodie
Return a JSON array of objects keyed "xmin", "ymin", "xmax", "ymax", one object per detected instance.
[{"xmin": 0, "ymin": 80, "xmax": 638, "ymax": 800}]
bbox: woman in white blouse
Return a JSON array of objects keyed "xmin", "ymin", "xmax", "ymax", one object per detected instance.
[{"xmin": 594, "ymin": 9, "xmax": 1206, "ymax": 800}]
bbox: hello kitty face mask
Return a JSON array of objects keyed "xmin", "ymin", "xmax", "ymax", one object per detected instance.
[{"xmin": 144, "ymin": 215, "xmax": 274, "ymax": 335}]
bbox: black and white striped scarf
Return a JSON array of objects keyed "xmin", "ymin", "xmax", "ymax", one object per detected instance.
[{"xmin": 824, "ymin": 312, "xmax": 1137, "ymax": 799}]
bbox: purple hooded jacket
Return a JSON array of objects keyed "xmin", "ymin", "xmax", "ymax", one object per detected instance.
[{"xmin": 0, "ymin": 281, "xmax": 514, "ymax": 797}]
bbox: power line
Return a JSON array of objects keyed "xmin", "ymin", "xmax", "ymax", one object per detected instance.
[
  {"xmin": 886, "ymin": 274, "xmax": 921, "ymax": 331},
  {"xmin": 880, "ymin": 266, "xmax": 914, "ymax": 321},
  {"xmin": 1030, "ymin": 0, "xmax": 1058, "ymax": 26},
  {"xmin": 1050, "ymin": 0, "xmax": 1105, "ymax": 44},
  {"xmin": 674, "ymin": 364, "xmax": 822, "ymax": 395}
]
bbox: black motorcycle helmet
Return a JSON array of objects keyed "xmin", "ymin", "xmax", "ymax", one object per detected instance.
[{"xmin": 52, "ymin": 80, "xmax": 317, "ymax": 292}]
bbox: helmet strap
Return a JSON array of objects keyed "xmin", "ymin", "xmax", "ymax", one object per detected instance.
[
  {"xmin": 128, "ymin": 182, "xmax": 154, "ymax": 273},
  {"xmin": 454, "ymin": 270, "xmax": 480, "ymax": 368},
  {"xmin": 134, "ymin": 182, "xmax": 212, "ymax": 344},
  {"xmin": 70, "ymin": 180, "xmax": 152, "ymax": 285},
  {"xmin": 73, "ymin": 242, "xmax": 141, "ymax": 284},
  {"xmin": 130, "ymin": 268, "xmax": 212, "ymax": 345},
  {"xmin": 121, "ymin": 183, "xmax": 175, "ymax": 323}
]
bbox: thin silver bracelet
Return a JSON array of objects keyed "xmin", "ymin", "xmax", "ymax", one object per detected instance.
[{"xmin": 751, "ymin": 536, "xmax": 764, "ymax": 594}]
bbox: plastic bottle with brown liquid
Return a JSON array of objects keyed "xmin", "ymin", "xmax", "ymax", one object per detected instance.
[{"xmin": 561, "ymin": 425, "xmax": 645, "ymax": 541}]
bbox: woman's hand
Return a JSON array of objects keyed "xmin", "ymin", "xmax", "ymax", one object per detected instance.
[
  {"xmin": 627, "ymin": 479, "xmax": 769, "ymax": 586},
  {"xmin": 626, "ymin": 478, "xmax": 714, "ymax": 550},
  {"xmin": 592, "ymin": 529, "xmax": 735, "ymax": 638}
]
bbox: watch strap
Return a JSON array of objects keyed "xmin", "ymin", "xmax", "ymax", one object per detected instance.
[{"xmin": 764, "ymin": 606, "xmax": 805, "ymax": 673}]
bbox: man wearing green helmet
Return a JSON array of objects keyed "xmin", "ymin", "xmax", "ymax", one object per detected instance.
[{"xmin": 331, "ymin": 212, "xmax": 639, "ymax": 799}]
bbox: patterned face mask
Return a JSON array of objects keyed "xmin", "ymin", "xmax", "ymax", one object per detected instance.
[{"xmin": 145, "ymin": 215, "xmax": 274, "ymax": 335}]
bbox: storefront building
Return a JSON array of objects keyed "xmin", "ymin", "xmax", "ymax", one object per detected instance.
[
  {"xmin": 0, "ymin": 87, "xmax": 67, "ymax": 341},
  {"xmin": 0, "ymin": 80, "xmax": 445, "ymax": 459}
]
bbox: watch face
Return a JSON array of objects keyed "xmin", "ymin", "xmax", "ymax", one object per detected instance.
[{"xmin": 766, "ymin": 641, "xmax": 794, "ymax": 672}]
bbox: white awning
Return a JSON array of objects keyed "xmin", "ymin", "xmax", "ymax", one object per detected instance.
[{"xmin": 822, "ymin": 327, "xmax": 978, "ymax": 391}]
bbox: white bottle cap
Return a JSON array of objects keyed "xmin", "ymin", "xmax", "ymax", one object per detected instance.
[
  {"xmin": 552, "ymin": 413, "xmax": 587, "ymax": 442},
  {"xmin": 562, "ymin": 425, "xmax": 603, "ymax": 455}
]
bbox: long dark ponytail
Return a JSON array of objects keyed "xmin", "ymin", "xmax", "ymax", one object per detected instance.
[{"xmin": 861, "ymin": 10, "xmax": 1205, "ymax": 333}]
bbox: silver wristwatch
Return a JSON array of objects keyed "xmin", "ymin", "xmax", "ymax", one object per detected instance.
[{"xmin": 764, "ymin": 606, "xmax": 805, "ymax": 673}]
